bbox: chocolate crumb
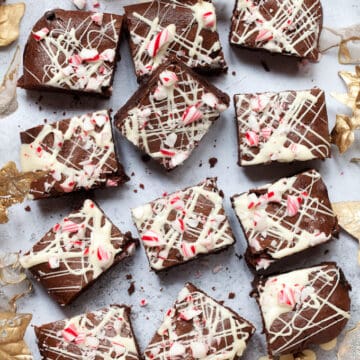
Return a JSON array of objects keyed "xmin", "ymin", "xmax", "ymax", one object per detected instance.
[
  {"xmin": 139, "ymin": 184, "xmax": 145, "ymax": 190},
  {"xmin": 260, "ymin": 60, "xmax": 270, "ymax": 72},
  {"xmin": 232, "ymin": 71, "xmax": 236, "ymax": 76},
  {"xmin": 209, "ymin": 157, "xmax": 218, "ymax": 168},
  {"xmin": 24, "ymin": 206, "xmax": 31, "ymax": 212},
  {"xmin": 235, "ymin": 253, "xmax": 243, "ymax": 260},
  {"xmin": 62, "ymin": 112, "xmax": 66, "ymax": 116},
  {"xmin": 219, "ymin": 190, "xmax": 224, "ymax": 198},
  {"xmin": 131, "ymin": 172, "xmax": 135, "ymax": 177},
  {"xmin": 199, "ymin": 161, "xmax": 203, "ymax": 168},
  {"xmin": 128, "ymin": 281, "xmax": 135, "ymax": 296},
  {"xmin": 141, "ymin": 154, "xmax": 151, "ymax": 163},
  {"xmin": 126, "ymin": 274, "xmax": 132, "ymax": 280},
  {"xmin": 324, "ymin": 249, "xmax": 329, "ymax": 255},
  {"xmin": 219, "ymin": 300, "xmax": 225, "ymax": 305},
  {"xmin": 228, "ymin": 292, "xmax": 236, "ymax": 299},
  {"xmin": 212, "ymin": 286, "xmax": 216, "ymax": 291},
  {"xmin": 134, "ymin": 189, "xmax": 138, "ymax": 193}
]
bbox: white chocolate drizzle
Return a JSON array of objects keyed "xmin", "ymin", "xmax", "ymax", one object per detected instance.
[
  {"xmin": 132, "ymin": 178, "xmax": 235, "ymax": 271},
  {"xmin": 117, "ymin": 63, "xmax": 228, "ymax": 170},
  {"xmin": 235, "ymin": 89, "xmax": 330, "ymax": 166},
  {"xmin": 20, "ymin": 110, "xmax": 119, "ymax": 198},
  {"xmin": 36, "ymin": 305, "xmax": 140, "ymax": 359},
  {"xmin": 20, "ymin": 200, "xmax": 135, "ymax": 305},
  {"xmin": 126, "ymin": 0, "xmax": 226, "ymax": 79},
  {"xmin": 257, "ymin": 264, "xmax": 350, "ymax": 356},
  {"xmin": 231, "ymin": 170, "xmax": 337, "ymax": 267},
  {"xmin": 230, "ymin": 0, "xmax": 322, "ymax": 61},
  {"xmin": 24, "ymin": 10, "xmax": 121, "ymax": 94},
  {"xmin": 144, "ymin": 284, "xmax": 254, "ymax": 359}
]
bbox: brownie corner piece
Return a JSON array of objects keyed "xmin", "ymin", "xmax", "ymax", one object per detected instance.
[
  {"xmin": 18, "ymin": 9, "xmax": 123, "ymax": 97},
  {"xmin": 132, "ymin": 177, "xmax": 235, "ymax": 271},
  {"xmin": 253, "ymin": 262, "xmax": 350, "ymax": 357},
  {"xmin": 115, "ymin": 60, "xmax": 230, "ymax": 170},
  {"xmin": 20, "ymin": 199, "xmax": 138, "ymax": 306},
  {"xmin": 144, "ymin": 283, "xmax": 255, "ymax": 359},
  {"xmin": 35, "ymin": 304, "xmax": 141, "ymax": 359},
  {"xmin": 230, "ymin": 0, "xmax": 323, "ymax": 61},
  {"xmin": 234, "ymin": 88, "xmax": 331, "ymax": 166},
  {"xmin": 231, "ymin": 169, "xmax": 338, "ymax": 272},
  {"xmin": 20, "ymin": 110, "xmax": 128, "ymax": 199},
  {"xmin": 124, "ymin": 0, "xmax": 227, "ymax": 81}
]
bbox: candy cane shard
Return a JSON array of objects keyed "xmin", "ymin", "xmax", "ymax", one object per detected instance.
[{"xmin": 147, "ymin": 24, "xmax": 176, "ymax": 58}]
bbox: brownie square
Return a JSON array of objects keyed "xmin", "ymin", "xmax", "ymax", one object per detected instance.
[
  {"xmin": 132, "ymin": 178, "xmax": 235, "ymax": 271},
  {"xmin": 234, "ymin": 88, "xmax": 331, "ymax": 166},
  {"xmin": 124, "ymin": 0, "xmax": 227, "ymax": 82},
  {"xmin": 230, "ymin": 0, "xmax": 323, "ymax": 61},
  {"xmin": 231, "ymin": 170, "xmax": 339, "ymax": 272},
  {"xmin": 20, "ymin": 110, "xmax": 129, "ymax": 200},
  {"xmin": 115, "ymin": 60, "xmax": 230, "ymax": 170},
  {"xmin": 144, "ymin": 283, "xmax": 255, "ymax": 359},
  {"xmin": 20, "ymin": 199, "xmax": 138, "ymax": 306},
  {"xmin": 252, "ymin": 262, "xmax": 351, "ymax": 357},
  {"xmin": 18, "ymin": 9, "xmax": 123, "ymax": 97},
  {"xmin": 35, "ymin": 305, "xmax": 141, "ymax": 359}
]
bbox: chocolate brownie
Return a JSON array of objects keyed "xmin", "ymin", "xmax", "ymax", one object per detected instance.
[
  {"xmin": 132, "ymin": 178, "xmax": 235, "ymax": 271},
  {"xmin": 144, "ymin": 283, "xmax": 255, "ymax": 359},
  {"xmin": 231, "ymin": 170, "xmax": 339, "ymax": 272},
  {"xmin": 124, "ymin": 0, "xmax": 227, "ymax": 82},
  {"xmin": 20, "ymin": 199, "xmax": 138, "ymax": 306},
  {"xmin": 252, "ymin": 262, "xmax": 351, "ymax": 357},
  {"xmin": 18, "ymin": 9, "xmax": 123, "ymax": 97},
  {"xmin": 234, "ymin": 88, "xmax": 331, "ymax": 166},
  {"xmin": 20, "ymin": 110, "xmax": 129, "ymax": 200},
  {"xmin": 35, "ymin": 305, "xmax": 141, "ymax": 359},
  {"xmin": 115, "ymin": 60, "xmax": 229, "ymax": 170},
  {"xmin": 230, "ymin": 0, "xmax": 323, "ymax": 61}
]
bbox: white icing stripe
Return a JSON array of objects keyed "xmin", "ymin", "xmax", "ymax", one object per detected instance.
[
  {"xmin": 20, "ymin": 110, "xmax": 118, "ymax": 197},
  {"xmin": 132, "ymin": 178, "xmax": 234, "ymax": 271},
  {"xmin": 37, "ymin": 306, "xmax": 139, "ymax": 359},
  {"xmin": 145, "ymin": 284, "xmax": 254, "ymax": 359},
  {"xmin": 118, "ymin": 64, "xmax": 228, "ymax": 170},
  {"xmin": 257, "ymin": 264, "xmax": 350, "ymax": 356},
  {"xmin": 20, "ymin": 200, "xmax": 132, "ymax": 298},
  {"xmin": 127, "ymin": 0, "xmax": 225, "ymax": 78},
  {"xmin": 26, "ymin": 11, "xmax": 120, "ymax": 93},
  {"xmin": 230, "ymin": 0, "xmax": 322, "ymax": 60},
  {"xmin": 232, "ymin": 170, "xmax": 337, "ymax": 263},
  {"xmin": 235, "ymin": 89, "xmax": 330, "ymax": 166}
]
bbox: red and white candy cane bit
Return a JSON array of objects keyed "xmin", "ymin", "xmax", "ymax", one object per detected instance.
[
  {"xmin": 62, "ymin": 324, "xmax": 78, "ymax": 342},
  {"xmin": 179, "ymin": 308, "xmax": 202, "ymax": 321},
  {"xmin": 140, "ymin": 299, "xmax": 148, "ymax": 307},
  {"xmin": 85, "ymin": 336, "xmax": 100, "ymax": 349},
  {"xmin": 169, "ymin": 195, "xmax": 185, "ymax": 211},
  {"xmin": 73, "ymin": 0, "xmax": 86, "ymax": 10},
  {"xmin": 159, "ymin": 70, "xmax": 178, "ymax": 87},
  {"xmin": 92, "ymin": 0, "xmax": 100, "ymax": 8},
  {"xmin": 80, "ymin": 48, "xmax": 100, "ymax": 62},
  {"xmin": 97, "ymin": 246, "xmax": 110, "ymax": 262},
  {"xmin": 74, "ymin": 333, "xmax": 86, "ymax": 345},
  {"xmin": 153, "ymin": 85, "xmax": 168, "ymax": 101},
  {"xmin": 48, "ymin": 256, "xmax": 60, "ymax": 269},
  {"xmin": 286, "ymin": 195, "xmax": 301, "ymax": 217},
  {"xmin": 181, "ymin": 242, "xmax": 196, "ymax": 258},
  {"xmin": 141, "ymin": 230, "xmax": 163, "ymax": 247},
  {"xmin": 91, "ymin": 12, "xmax": 103, "ymax": 26},
  {"xmin": 245, "ymin": 130, "xmax": 259, "ymax": 147},
  {"xmin": 261, "ymin": 127, "xmax": 272, "ymax": 140},
  {"xmin": 172, "ymin": 218, "xmax": 185, "ymax": 233},
  {"xmin": 202, "ymin": 11, "xmax": 216, "ymax": 28},
  {"xmin": 147, "ymin": 24, "xmax": 176, "ymax": 58},
  {"xmin": 100, "ymin": 48, "xmax": 116, "ymax": 62},
  {"xmin": 106, "ymin": 179, "xmax": 119, "ymax": 187},
  {"xmin": 182, "ymin": 105, "xmax": 203, "ymax": 125},
  {"xmin": 69, "ymin": 54, "xmax": 83, "ymax": 67},
  {"xmin": 160, "ymin": 148, "xmax": 176, "ymax": 157},
  {"xmin": 255, "ymin": 29, "xmax": 273, "ymax": 42},
  {"xmin": 278, "ymin": 286, "xmax": 297, "ymax": 307},
  {"xmin": 32, "ymin": 27, "xmax": 50, "ymax": 41},
  {"xmin": 61, "ymin": 220, "xmax": 79, "ymax": 233}
]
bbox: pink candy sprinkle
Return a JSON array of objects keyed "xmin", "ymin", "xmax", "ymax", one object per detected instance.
[
  {"xmin": 202, "ymin": 11, "xmax": 216, "ymax": 28},
  {"xmin": 286, "ymin": 195, "xmax": 300, "ymax": 217},
  {"xmin": 245, "ymin": 131, "xmax": 259, "ymax": 147},
  {"xmin": 140, "ymin": 299, "xmax": 148, "ymax": 307},
  {"xmin": 141, "ymin": 230, "xmax": 163, "ymax": 247},
  {"xmin": 147, "ymin": 25, "xmax": 175, "ymax": 58},
  {"xmin": 255, "ymin": 29, "xmax": 273, "ymax": 42},
  {"xmin": 159, "ymin": 70, "xmax": 178, "ymax": 87},
  {"xmin": 62, "ymin": 324, "xmax": 78, "ymax": 342},
  {"xmin": 91, "ymin": 12, "xmax": 103, "ymax": 26},
  {"xmin": 32, "ymin": 27, "xmax": 49, "ymax": 41},
  {"xmin": 182, "ymin": 105, "xmax": 203, "ymax": 125}
]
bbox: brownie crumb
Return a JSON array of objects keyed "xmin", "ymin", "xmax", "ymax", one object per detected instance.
[
  {"xmin": 131, "ymin": 172, "xmax": 135, "ymax": 177},
  {"xmin": 228, "ymin": 292, "xmax": 236, "ymax": 299},
  {"xmin": 212, "ymin": 286, "xmax": 216, "ymax": 291},
  {"xmin": 235, "ymin": 253, "xmax": 243, "ymax": 260},
  {"xmin": 126, "ymin": 274, "xmax": 132, "ymax": 280},
  {"xmin": 43, "ymin": 119, "xmax": 48, "ymax": 123},
  {"xmin": 218, "ymin": 300, "xmax": 225, "ymax": 305},
  {"xmin": 209, "ymin": 157, "xmax": 218, "ymax": 168},
  {"xmin": 133, "ymin": 189, "xmax": 138, "ymax": 194},
  {"xmin": 324, "ymin": 249, "xmax": 329, "ymax": 255},
  {"xmin": 128, "ymin": 281, "xmax": 136, "ymax": 296},
  {"xmin": 62, "ymin": 112, "xmax": 66, "ymax": 116},
  {"xmin": 232, "ymin": 71, "xmax": 236, "ymax": 76},
  {"xmin": 24, "ymin": 206, "xmax": 31, "ymax": 212},
  {"xmin": 260, "ymin": 60, "xmax": 270, "ymax": 72},
  {"xmin": 199, "ymin": 161, "xmax": 203, "ymax": 168},
  {"xmin": 219, "ymin": 190, "xmax": 224, "ymax": 198},
  {"xmin": 139, "ymin": 184, "xmax": 145, "ymax": 190},
  {"xmin": 141, "ymin": 154, "xmax": 151, "ymax": 163}
]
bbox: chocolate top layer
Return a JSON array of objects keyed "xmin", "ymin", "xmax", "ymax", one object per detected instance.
[
  {"xmin": 35, "ymin": 305, "xmax": 141, "ymax": 359},
  {"xmin": 18, "ymin": 9, "xmax": 122, "ymax": 97},
  {"xmin": 234, "ymin": 88, "xmax": 331, "ymax": 166},
  {"xmin": 231, "ymin": 170, "xmax": 339, "ymax": 271},
  {"xmin": 253, "ymin": 262, "xmax": 351, "ymax": 356},
  {"xmin": 145, "ymin": 283, "xmax": 255, "ymax": 360},
  {"xmin": 20, "ymin": 200, "xmax": 137, "ymax": 306},
  {"xmin": 230, "ymin": 0, "xmax": 323, "ymax": 61},
  {"xmin": 115, "ymin": 60, "xmax": 230, "ymax": 170},
  {"xmin": 132, "ymin": 178, "xmax": 235, "ymax": 271},
  {"xmin": 20, "ymin": 110, "xmax": 128, "ymax": 199},
  {"xmin": 124, "ymin": 0, "xmax": 227, "ymax": 81}
]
